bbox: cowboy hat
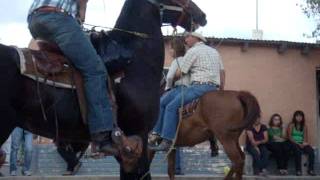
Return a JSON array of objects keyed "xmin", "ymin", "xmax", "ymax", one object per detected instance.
[{"xmin": 185, "ymin": 32, "xmax": 207, "ymax": 42}]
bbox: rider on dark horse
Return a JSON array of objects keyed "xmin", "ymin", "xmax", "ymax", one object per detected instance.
[{"xmin": 27, "ymin": 0, "xmax": 116, "ymax": 155}]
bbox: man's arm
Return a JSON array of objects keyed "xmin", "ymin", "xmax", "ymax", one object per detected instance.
[
  {"xmin": 219, "ymin": 70, "xmax": 225, "ymax": 90},
  {"xmin": 78, "ymin": 0, "xmax": 88, "ymax": 23}
]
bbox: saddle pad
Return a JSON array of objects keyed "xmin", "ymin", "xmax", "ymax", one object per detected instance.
[{"xmin": 15, "ymin": 47, "xmax": 75, "ymax": 89}]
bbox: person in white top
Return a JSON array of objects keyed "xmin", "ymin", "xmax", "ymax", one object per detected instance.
[
  {"xmin": 149, "ymin": 39, "xmax": 188, "ymax": 173},
  {"xmin": 151, "ymin": 39, "xmax": 189, "ymax": 138},
  {"xmin": 150, "ymin": 32, "xmax": 225, "ymax": 152}
]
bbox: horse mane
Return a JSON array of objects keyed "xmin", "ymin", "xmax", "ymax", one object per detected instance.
[{"xmin": 89, "ymin": 31, "xmax": 134, "ymax": 75}]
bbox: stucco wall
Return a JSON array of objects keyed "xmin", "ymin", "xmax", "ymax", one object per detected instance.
[{"xmin": 164, "ymin": 42, "xmax": 320, "ymax": 145}]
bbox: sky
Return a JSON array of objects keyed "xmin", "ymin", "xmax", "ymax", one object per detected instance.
[{"xmin": 0, "ymin": 0, "xmax": 317, "ymax": 47}]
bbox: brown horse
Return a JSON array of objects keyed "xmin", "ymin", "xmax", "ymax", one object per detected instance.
[{"xmin": 149, "ymin": 90, "xmax": 261, "ymax": 180}]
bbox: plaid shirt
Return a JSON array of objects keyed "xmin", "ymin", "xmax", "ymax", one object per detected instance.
[
  {"xmin": 180, "ymin": 42, "xmax": 224, "ymax": 85},
  {"xmin": 29, "ymin": 0, "xmax": 78, "ymax": 17}
]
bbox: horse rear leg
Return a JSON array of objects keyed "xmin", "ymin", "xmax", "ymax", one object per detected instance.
[{"xmin": 219, "ymin": 134, "xmax": 244, "ymax": 180}]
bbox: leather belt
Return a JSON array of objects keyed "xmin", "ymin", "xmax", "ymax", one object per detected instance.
[
  {"xmin": 32, "ymin": 6, "xmax": 71, "ymax": 16},
  {"xmin": 191, "ymin": 81, "xmax": 217, "ymax": 86}
]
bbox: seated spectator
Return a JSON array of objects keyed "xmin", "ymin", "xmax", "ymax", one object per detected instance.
[
  {"xmin": 266, "ymin": 114, "xmax": 290, "ymax": 175},
  {"xmin": 10, "ymin": 127, "xmax": 33, "ymax": 176},
  {"xmin": 245, "ymin": 118, "xmax": 270, "ymax": 175},
  {"xmin": 287, "ymin": 110, "xmax": 316, "ymax": 176}
]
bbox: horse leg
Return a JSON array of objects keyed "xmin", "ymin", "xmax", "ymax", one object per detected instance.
[
  {"xmin": 209, "ymin": 135, "xmax": 219, "ymax": 157},
  {"xmin": 219, "ymin": 134, "xmax": 244, "ymax": 180},
  {"xmin": 167, "ymin": 149, "xmax": 176, "ymax": 180}
]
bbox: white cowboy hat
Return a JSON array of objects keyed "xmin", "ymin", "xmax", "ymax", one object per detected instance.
[{"xmin": 185, "ymin": 32, "xmax": 207, "ymax": 42}]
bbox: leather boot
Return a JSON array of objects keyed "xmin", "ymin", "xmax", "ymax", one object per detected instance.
[{"xmin": 149, "ymin": 139, "xmax": 172, "ymax": 152}]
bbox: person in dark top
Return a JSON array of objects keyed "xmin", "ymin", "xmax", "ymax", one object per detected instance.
[
  {"xmin": 245, "ymin": 118, "xmax": 270, "ymax": 175},
  {"xmin": 287, "ymin": 110, "xmax": 316, "ymax": 176},
  {"xmin": 266, "ymin": 114, "xmax": 290, "ymax": 175}
]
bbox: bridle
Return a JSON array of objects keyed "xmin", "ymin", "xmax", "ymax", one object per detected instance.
[{"xmin": 147, "ymin": 0, "xmax": 193, "ymax": 28}]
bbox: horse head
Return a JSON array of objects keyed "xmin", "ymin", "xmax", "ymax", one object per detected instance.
[{"xmin": 155, "ymin": 0, "xmax": 207, "ymax": 31}]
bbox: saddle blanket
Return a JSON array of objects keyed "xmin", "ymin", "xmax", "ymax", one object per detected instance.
[{"xmin": 14, "ymin": 46, "xmax": 75, "ymax": 89}]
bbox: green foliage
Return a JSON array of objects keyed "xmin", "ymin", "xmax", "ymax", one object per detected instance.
[{"xmin": 302, "ymin": 0, "xmax": 320, "ymax": 37}]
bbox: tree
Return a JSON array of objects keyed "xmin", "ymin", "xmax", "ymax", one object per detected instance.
[{"xmin": 302, "ymin": 0, "xmax": 320, "ymax": 37}]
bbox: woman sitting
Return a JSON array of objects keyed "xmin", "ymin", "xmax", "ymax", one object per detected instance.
[
  {"xmin": 266, "ymin": 113, "xmax": 290, "ymax": 175},
  {"xmin": 245, "ymin": 118, "xmax": 270, "ymax": 175},
  {"xmin": 287, "ymin": 110, "xmax": 316, "ymax": 176}
]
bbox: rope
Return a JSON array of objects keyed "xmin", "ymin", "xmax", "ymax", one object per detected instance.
[
  {"xmin": 83, "ymin": 23, "xmax": 149, "ymax": 38},
  {"xmin": 140, "ymin": 29, "xmax": 182, "ymax": 180},
  {"xmin": 165, "ymin": 28, "xmax": 185, "ymax": 159}
]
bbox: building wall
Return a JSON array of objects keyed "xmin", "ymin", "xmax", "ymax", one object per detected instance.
[{"xmin": 164, "ymin": 42, "xmax": 320, "ymax": 145}]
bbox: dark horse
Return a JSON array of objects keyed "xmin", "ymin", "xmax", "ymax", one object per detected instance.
[{"xmin": 0, "ymin": 0, "xmax": 206, "ymax": 179}]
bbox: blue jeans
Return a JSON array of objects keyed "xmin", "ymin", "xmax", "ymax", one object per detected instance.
[
  {"xmin": 153, "ymin": 86, "xmax": 185, "ymax": 134},
  {"xmin": 246, "ymin": 144, "xmax": 270, "ymax": 174},
  {"xmin": 175, "ymin": 148, "xmax": 182, "ymax": 172},
  {"xmin": 10, "ymin": 128, "xmax": 33, "ymax": 173},
  {"xmin": 27, "ymin": 12, "xmax": 113, "ymax": 133},
  {"xmin": 156, "ymin": 84, "xmax": 217, "ymax": 140}
]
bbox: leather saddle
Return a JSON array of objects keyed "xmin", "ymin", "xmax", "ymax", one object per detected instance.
[
  {"xmin": 180, "ymin": 99, "xmax": 200, "ymax": 119},
  {"xmin": 28, "ymin": 39, "xmax": 69, "ymax": 75},
  {"xmin": 24, "ymin": 39, "xmax": 87, "ymax": 123}
]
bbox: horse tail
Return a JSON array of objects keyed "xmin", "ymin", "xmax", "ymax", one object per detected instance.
[{"xmin": 231, "ymin": 91, "xmax": 261, "ymax": 131}]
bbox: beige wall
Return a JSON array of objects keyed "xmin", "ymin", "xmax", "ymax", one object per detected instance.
[{"xmin": 165, "ymin": 42, "xmax": 320, "ymax": 145}]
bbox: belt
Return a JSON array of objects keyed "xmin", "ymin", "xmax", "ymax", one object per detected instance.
[
  {"xmin": 32, "ymin": 6, "xmax": 71, "ymax": 16},
  {"xmin": 191, "ymin": 81, "xmax": 217, "ymax": 86}
]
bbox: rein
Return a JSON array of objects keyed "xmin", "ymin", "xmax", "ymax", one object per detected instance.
[
  {"xmin": 83, "ymin": 23, "xmax": 149, "ymax": 38},
  {"xmin": 84, "ymin": 0, "xmax": 192, "ymax": 38}
]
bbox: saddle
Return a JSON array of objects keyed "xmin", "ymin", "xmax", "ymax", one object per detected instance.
[
  {"xmin": 17, "ymin": 38, "xmax": 141, "ymax": 163},
  {"xmin": 20, "ymin": 39, "xmax": 87, "ymax": 122},
  {"xmin": 180, "ymin": 99, "xmax": 200, "ymax": 119},
  {"xmin": 28, "ymin": 40, "xmax": 68, "ymax": 75}
]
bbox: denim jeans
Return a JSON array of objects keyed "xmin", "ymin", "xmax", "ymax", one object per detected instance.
[
  {"xmin": 157, "ymin": 84, "xmax": 217, "ymax": 140},
  {"xmin": 288, "ymin": 142, "xmax": 315, "ymax": 171},
  {"xmin": 153, "ymin": 86, "xmax": 185, "ymax": 135},
  {"xmin": 246, "ymin": 144, "xmax": 270, "ymax": 174},
  {"xmin": 1, "ymin": 136, "xmax": 11, "ymax": 162},
  {"xmin": 175, "ymin": 148, "xmax": 182, "ymax": 172},
  {"xmin": 10, "ymin": 128, "xmax": 33, "ymax": 173},
  {"xmin": 27, "ymin": 12, "xmax": 113, "ymax": 133}
]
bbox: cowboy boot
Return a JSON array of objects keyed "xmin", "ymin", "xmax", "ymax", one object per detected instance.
[{"xmin": 149, "ymin": 139, "xmax": 172, "ymax": 152}]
